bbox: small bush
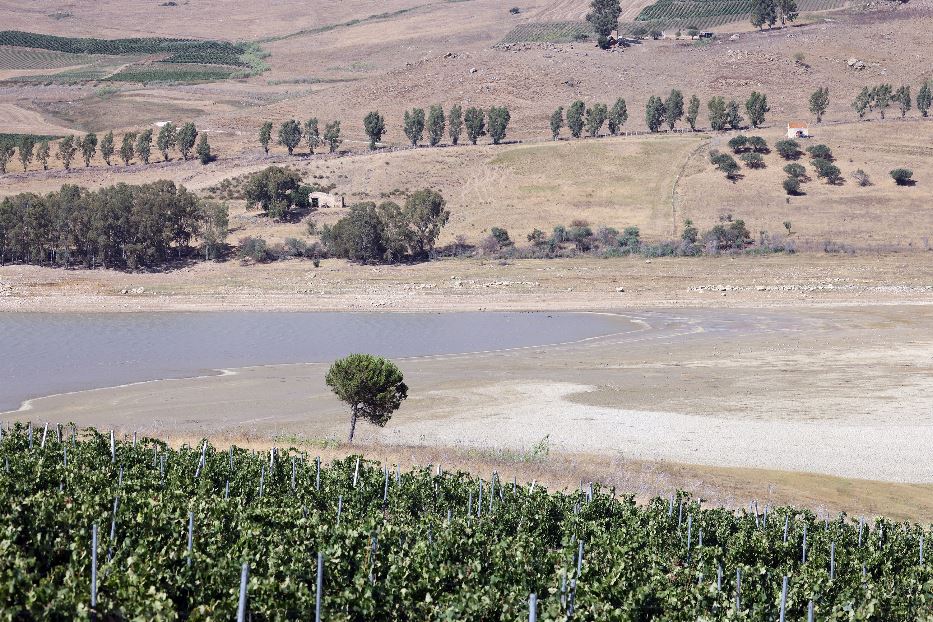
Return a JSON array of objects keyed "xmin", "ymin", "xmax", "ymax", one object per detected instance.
[
  {"xmin": 811, "ymin": 158, "xmax": 842, "ymax": 184},
  {"xmin": 490, "ymin": 227, "xmax": 513, "ymax": 247},
  {"xmin": 775, "ymin": 140, "xmax": 801, "ymax": 160},
  {"xmin": 853, "ymin": 169, "xmax": 872, "ymax": 187},
  {"xmin": 728, "ymin": 135, "xmax": 748, "ymax": 153},
  {"xmin": 509, "ymin": 6, "xmax": 520, "ymax": 13},
  {"xmin": 806, "ymin": 144, "xmax": 833, "ymax": 160},
  {"xmin": 237, "ymin": 236, "xmax": 268, "ymax": 262},
  {"xmin": 783, "ymin": 177, "xmax": 802, "ymax": 195},
  {"xmin": 890, "ymin": 168, "xmax": 914, "ymax": 185},
  {"xmin": 783, "ymin": 163, "xmax": 807, "ymax": 179},
  {"xmin": 740, "ymin": 152, "xmax": 765, "ymax": 169},
  {"xmin": 747, "ymin": 136, "xmax": 768, "ymax": 153}
]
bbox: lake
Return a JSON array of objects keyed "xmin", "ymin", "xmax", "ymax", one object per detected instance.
[{"xmin": 0, "ymin": 312, "xmax": 629, "ymax": 412}]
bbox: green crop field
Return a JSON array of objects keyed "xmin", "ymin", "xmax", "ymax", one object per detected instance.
[
  {"xmin": 634, "ymin": 0, "xmax": 846, "ymax": 29},
  {"xmin": 103, "ymin": 63, "xmax": 239, "ymax": 83},
  {"xmin": 500, "ymin": 22, "xmax": 594, "ymax": 44},
  {"xmin": 0, "ymin": 31, "xmax": 267, "ymax": 84},
  {"xmin": 1, "ymin": 423, "xmax": 932, "ymax": 619},
  {"xmin": 0, "ymin": 46, "xmax": 98, "ymax": 70}
]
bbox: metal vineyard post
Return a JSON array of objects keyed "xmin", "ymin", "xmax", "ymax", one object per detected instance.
[
  {"xmin": 315, "ymin": 552, "xmax": 324, "ymax": 622},
  {"xmin": 779, "ymin": 576, "xmax": 788, "ymax": 622},
  {"xmin": 735, "ymin": 568, "xmax": 741, "ymax": 611},
  {"xmin": 91, "ymin": 523, "xmax": 98, "ymax": 610},
  {"xmin": 237, "ymin": 563, "xmax": 249, "ymax": 622},
  {"xmin": 187, "ymin": 512, "xmax": 194, "ymax": 567},
  {"xmin": 529, "ymin": 593, "xmax": 537, "ymax": 622}
]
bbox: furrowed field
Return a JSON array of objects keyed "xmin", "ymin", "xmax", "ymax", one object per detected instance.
[{"xmin": 2, "ymin": 423, "xmax": 933, "ymax": 620}]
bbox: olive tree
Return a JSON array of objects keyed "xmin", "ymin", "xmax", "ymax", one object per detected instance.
[{"xmin": 325, "ymin": 353, "xmax": 408, "ymax": 443}]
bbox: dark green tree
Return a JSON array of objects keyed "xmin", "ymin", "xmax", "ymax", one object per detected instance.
[
  {"xmin": 665, "ymin": 90, "xmax": 684, "ymax": 130},
  {"xmin": 157, "ymin": 123, "xmax": 176, "ymax": 161},
  {"xmin": 57, "ymin": 136, "xmax": 78, "ymax": 170},
  {"xmin": 363, "ymin": 111, "xmax": 386, "ymax": 150},
  {"xmin": 403, "ymin": 108, "xmax": 426, "ymax": 146},
  {"xmin": 464, "ymin": 107, "xmax": 485, "ymax": 145},
  {"xmin": 893, "ymin": 86, "xmax": 911, "ymax": 118},
  {"xmin": 872, "ymin": 84, "xmax": 892, "ymax": 119},
  {"xmin": 550, "ymin": 107, "xmax": 564, "ymax": 140},
  {"xmin": 745, "ymin": 91, "xmax": 769, "ymax": 128},
  {"xmin": 0, "ymin": 142, "xmax": 13, "ymax": 174},
  {"xmin": 751, "ymin": 0, "xmax": 776, "ymax": 28},
  {"xmin": 427, "ymin": 105, "xmax": 445, "ymax": 147},
  {"xmin": 686, "ymin": 95, "xmax": 700, "ymax": 130},
  {"xmin": 324, "ymin": 121, "xmax": 342, "ymax": 152},
  {"xmin": 775, "ymin": 139, "xmax": 801, "ymax": 160},
  {"xmin": 199, "ymin": 201, "xmax": 229, "ymax": 260},
  {"xmin": 259, "ymin": 121, "xmax": 273, "ymax": 154},
  {"xmin": 890, "ymin": 168, "xmax": 913, "ymax": 185},
  {"xmin": 177, "ymin": 123, "xmax": 198, "ymax": 160},
  {"xmin": 17, "ymin": 136, "xmax": 35, "ymax": 172},
  {"xmin": 448, "ymin": 104, "xmax": 463, "ymax": 145},
  {"xmin": 586, "ymin": 0, "xmax": 621, "ymax": 47},
  {"xmin": 278, "ymin": 120, "xmax": 302, "ymax": 155},
  {"xmin": 119, "ymin": 133, "xmax": 136, "ymax": 166},
  {"xmin": 726, "ymin": 99, "xmax": 744, "ymax": 129},
  {"xmin": 608, "ymin": 97, "xmax": 628, "ymax": 135},
  {"xmin": 710, "ymin": 150, "xmax": 740, "ymax": 180},
  {"xmin": 321, "ymin": 202, "xmax": 388, "ymax": 263},
  {"xmin": 488, "ymin": 107, "xmax": 511, "ymax": 144},
  {"xmin": 778, "ymin": 0, "xmax": 798, "ymax": 24},
  {"xmin": 136, "ymin": 129, "xmax": 153, "ymax": 165},
  {"xmin": 99, "ymin": 131, "xmax": 115, "ymax": 165},
  {"xmin": 585, "ymin": 103, "xmax": 608, "ymax": 137},
  {"xmin": 77, "ymin": 133, "xmax": 96, "ymax": 167},
  {"xmin": 567, "ymin": 100, "xmax": 586, "ymax": 138},
  {"xmin": 243, "ymin": 165, "xmax": 302, "ymax": 220},
  {"xmin": 36, "ymin": 140, "xmax": 50, "ymax": 170},
  {"xmin": 645, "ymin": 96, "xmax": 666, "ymax": 132},
  {"xmin": 404, "ymin": 189, "xmax": 449, "ymax": 257},
  {"xmin": 196, "ymin": 134, "xmax": 212, "ymax": 164},
  {"xmin": 304, "ymin": 118, "xmax": 320, "ymax": 154},
  {"xmin": 853, "ymin": 87, "xmax": 872, "ymax": 119},
  {"xmin": 325, "ymin": 353, "xmax": 408, "ymax": 443},
  {"xmin": 808, "ymin": 87, "xmax": 829, "ymax": 123},
  {"xmin": 917, "ymin": 82, "xmax": 932, "ymax": 118},
  {"xmin": 708, "ymin": 96, "xmax": 727, "ymax": 131}
]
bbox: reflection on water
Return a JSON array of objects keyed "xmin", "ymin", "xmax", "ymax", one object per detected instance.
[{"xmin": 0, "ymin": 312, "xmax": 628, "ymax": 411}]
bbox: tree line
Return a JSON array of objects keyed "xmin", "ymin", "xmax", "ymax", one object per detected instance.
[
  {"xmin": 258, "ymin": 106, "xmax": 511, "ymax": 156},
  {"xmin": 549, "ymin": 90, "xmax": 769, "ymax": 137},
  {"xmin": 0, "ymin": 123, "xmax": 212, "ymax": 174},
  {"xmin": 0, "ymin": 181, "xmax": 228, "ymax": 269}
]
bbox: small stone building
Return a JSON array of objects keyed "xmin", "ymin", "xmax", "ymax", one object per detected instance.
[
  {"xmin": 787, "ymin": 121, "xmax": 811, "ymax": 139},
  {"xmin": 308, "ymin": 192, "xmax": 344, "ymax": 209}
]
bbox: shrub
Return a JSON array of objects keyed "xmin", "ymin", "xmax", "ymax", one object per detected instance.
[
  {"xmin": 783, "ymin": 163, "xmax": 807, "ymax": 179},
  {"xmin": 890, "ymin": 168, "xmax": 914, "ymax": 185},
  {"xmin": 551, "ymin": 225, "xmax": 568, "ymax": 244},
  {"xmin": 811, "ymin": 158, "xmax": 842, "ymax": 184},
  {"xmin": 740, "ymin": 152, "xmax": 765, "ymax": 169},
  {"xmin": 853, "ymin": 169, "xmax": 871, "ymax": 187},
  {"xmin": 783, "ymin": 177, "xmax": 802, "ymax": 195},
  {"xmin": 728, "ymin": 135, "xmax": 748, "ymax": 153},
  {"xmin": 527, "ymin": 228, "xmax": 547, "ymax": 245},
  {"xmin": 775, "ymin": 140, "xmax": 801, "ymax": 160},
  {"xmin": 806, "ymin": 144, "xmax": 833, "ymax": 160},
  {"xmin": 509, "ymin": 6, "xmax": 520, "ymax": 13},
  {"xmin": 747, "ymin": 136, "xmax": 768, "ymax": 153},
  {"xmin": 490, "ymin": 227, "xmax": 513, "ymax": 247},
  {"xmin": 619, "ymin": 226, "xmax": 641, "ymax": 248},
  {"xmin": 237, "ymin": 236, "xmax": 268, "ymax": 262},
  {"xmin": 702, "ymin": 217, "xmax": 751, "ymax": 251},
  {"xmin": 710, "ymin": 150, "xmax": 740, "ymax": 179}
]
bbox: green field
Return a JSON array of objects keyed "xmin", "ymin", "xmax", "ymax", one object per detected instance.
[
  {"xmin": 2, "ymin": 423, "xmax": 932, "ymax": 619},
  {"xmin": 0, "ymin": 31, "xmax": 266, "ymax": 84},
  {"xmin": 634, "ymin": 0, "xmax": 847, "ymax": 29},
  {"xmin": 500, "ymin": 21, "xmax": 594, "ymax": 44}
]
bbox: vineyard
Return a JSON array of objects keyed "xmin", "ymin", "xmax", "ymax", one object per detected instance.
[
  {"xmin": 2, "ymin": 423, "xmax": 933, "ymax": 620},
  {"xmin": 634, "ymin": 0, "xmax": 847, "ymax": 29},
  {"xmin": 500, "ymin": 22, "xmax": 594, "ymax": 44},
  {"xmin": 0, "ymin": 31, "xmax": 267, "ymax": 84}
]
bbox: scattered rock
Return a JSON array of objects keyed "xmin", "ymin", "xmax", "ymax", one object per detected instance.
[
  {"xmin": 616, "ymin": 287, "xmax": 625, "ymax": 292},
  {"xmin": 469, "ymin": 67, "xmax": 477, "ymax": 74}
]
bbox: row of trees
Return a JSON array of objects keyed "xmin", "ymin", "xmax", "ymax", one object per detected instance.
[
  {"xmin": 259, "ymin": 119, "xmax": 342, "ymax": 156},
  {"xmin": 320, "ymin": 190, "xmax": 450, "ymax": 263},
  {"xmin": 549, "ymin": 91, "xmax": 770, "ymax": 137},
  {"xmin": 853, "ymin": 83, "xmax": 932, "ymax": 120},
  {"xmin": 0, "ymin": 123, "xmax": 211, "ymax": 174},
  {"xmin": 0, "ymin": 181, "xmax": 228, "ymax": 268}
]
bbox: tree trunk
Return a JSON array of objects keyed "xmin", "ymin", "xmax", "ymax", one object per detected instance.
[{"xmin": 348, "ymin": 410, "xmax": 358, "ymax": 444}]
